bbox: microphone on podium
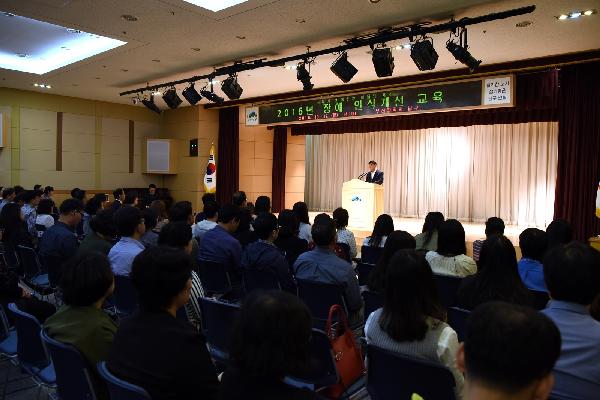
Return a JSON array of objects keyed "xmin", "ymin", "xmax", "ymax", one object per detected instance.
[{"xmin": 357, "ymin": 171, "xmax": 368, "ymax": 179}]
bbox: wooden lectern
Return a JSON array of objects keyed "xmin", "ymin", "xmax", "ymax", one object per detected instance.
[{"xmin": 342, "ymin": 179, "xmax": 384, "ymax": 232}]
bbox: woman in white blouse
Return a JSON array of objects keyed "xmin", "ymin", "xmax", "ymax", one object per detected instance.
[
  {"xmin": 35, "ymin": 198, "xmax": 55, "ymax": 232},
  {"xmin": 364, "ymin": 213, "xmax": 394, "ymax": 248},
  {"xmin": 293, "ymin": 201, "xmax": 312, "ymax": 243},
  {"xmin": 365, "ymin": 249, "xmax": 464, "ymax": 399},
  {"xmin": 425, "ymin": 219, "xmax": 477, "ymax": 278},
  {"xmin": 333, "ymin": 207, "xmax": 357, "ymax": 258}
]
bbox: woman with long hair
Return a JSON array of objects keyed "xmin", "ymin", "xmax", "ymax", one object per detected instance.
[
  {"xmin": 364, "ymin": 214, "xmax": 394, "ymax": 248},
  {"xmin": 368, "ymin": 230, "xmax": 416, "ymax": 293},
  {"xmin": 293, "ymin": 201, "xmax": 312, "ymax": 243},
  {"xmin": 0, "ymin": 202, "xmax": 34, "ymax": 250},
  {"xmin": 425, "ymin": 219, "xmax": 477, "ymax": 277},
  {"xmin": 273, "ymin": 209, "xmax": 308, "ymax": 269},
  {"xmin": 150, "ymin": 200, "xmax": 169, "ymax": 231},
  {"xmin": 415, "ymin": 212, "xmax": 444, "ymax": 252}
]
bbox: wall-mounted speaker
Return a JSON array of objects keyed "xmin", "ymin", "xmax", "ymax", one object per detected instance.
[{"xmin": 189, "ymin": 139, "xmax": 198, "ymax": 157}]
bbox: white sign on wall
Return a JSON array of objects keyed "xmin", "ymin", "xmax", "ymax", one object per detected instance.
[
  {"xmin": 483, "ymin": 76, "xmax": 512, "ymax": 105},
  {"xmin": 245, "ymin": 106, "xmax": 259, "ymax": 126}
]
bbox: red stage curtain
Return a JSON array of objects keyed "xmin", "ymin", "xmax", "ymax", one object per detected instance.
[
  {"xmin": 290, "ymin": 70, "xmax": 558, "ymax": 135},
  {"xmin": 216, "ymin": 107, "xmax": 239, "ymax": 205},
  {"xmin": 554, "ymin": 62, "xmax": 600, "ymax": 240},
  {"xmin": 271, "ymin": 126, "xmax": 287, "ymax": 213}
]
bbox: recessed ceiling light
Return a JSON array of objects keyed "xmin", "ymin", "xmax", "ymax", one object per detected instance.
[
  {"xmin": 33, "ymin": 83, "xmax": 51, "ymax": 89},
  {"xmin": 121, "ymin": 14, "xmax": 138, "ymax": 22},
  {"xmin": 569, "ymin": 12, "xmax": 582, "ymax": 18},
  {"xmin": 3, "ymin": 12, "xmax": 15, "ymax": 17},
  {"xmin": 584, "ymin": 10, "xmax": 595, "ymax": 16},
  {"xmin": 182, "ymin": 0, "xmax": 249, "ymax": 12},
  {"xmin": 558, "ymin": 14, "xmax": 568, "ymax": 20}
]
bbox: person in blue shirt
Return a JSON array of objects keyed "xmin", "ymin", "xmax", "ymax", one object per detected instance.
[
  {"xmin": 293, "ymin": 214, "xmax": 363, "ymax": 326},
  {"xmin": 517, "ymin": 228, "xmax": 548, "ymax": 292},
  {"xmin": 241, "ymin": 212, "xmax": 295, "ymax": 293},
  {"xmin": 108, "ymin": 206, "xmax": 145, "ymax": 276},
  {"xmin": 0, "ymin": 187, "xmax": 16, "ymax": 212},
  {"xmin": 21, "ymin": 190, "xmax": 41, "ymax": 238},
  {"xmin": 198, "ymin": 204, "xmax": 242, "ymax": 281},
  {"xmin": 541, "ymin": 242, "xmax": 600, "ymax": 400},
  {"xmin": 39, "ymin": 198, "xmax": 83, "ymax": 287}
]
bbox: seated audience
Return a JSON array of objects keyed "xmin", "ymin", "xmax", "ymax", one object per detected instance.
[
  {"xmin": 253, "ymin": 195, "xmax": 271, "ymax": 217},
  {"xmin": 219, "ymin": 291, "xmax": 320, "ymax": 400},
  {"xmin": 139, "ymin": 208, "xmax": 159, "ymax": 248},
  {"xmin": 21, "ymin": 190, "xmax": 41, "ymax": 237},
  {"xmin": 293, "ymin": 201, "xmax": 312, "ymax": 243},
  {"xmin": 142, "ymin": 183, "xmax": 159, "ymax": 208},
  {"xmin": 456, "ymin": 235, "xmax": 532, "ymax": 310},
  {"xmin": 123, "ymin": 190, "xmax": 139, "ymax": 207},
  {"xmin": 517, "ymin": 228, "xmax": 548, "ymax": 292},
  {"xmin": 426, "ymin": 219, "xmax": 477, "ymax": 277},
  {"xmin": 471, "ymin": 217, "xmax": 504, "ymax": 263},
  {"xmin": 365, "ymin": 249, "xmax": 464, "ymax": 398},
  {"xmin": 83, "ymin": 194, "xmax": 109, "ymax": 236},
  {"xmin": 546, "ymin": 219, "xmax": 573, "ymax": 250},
  {"xmin": 71, "ymin": 187, "xmax": 87, "ymax": 204},
  {"xmin": 232, "ymin": 190, "xmax": 248, "ymax": 208},
  {"xmin": 415, "ymin": 211, "xmax": 444, "ymax": 252},
  {"xmin": 111, "ymin": 188, "xmax": 125, "ymax": 210},
  {"xmin": 71, "ymin": 188, "xmax": 88, "ymax": 236},
  {"xmin": 273, "ymin": 209, "xmax": 309, "ymax": 268},
  {"xmin": 364, "ymin": 213, "xmax": 394, "ymax": 247},
  {"xmin": 333, "ymin": 207, "xmax": 357, "ymax": 259},
  {"xmin": 42, "ymin": 186, "xmax": 54, "ymax": 200},
  {"xmin": 169, "ymin": 200, "xmax": 199, "ymax": 262},
  {"xmin": 44, "ymin": 252, "xmax": 116, "ymax": 400},
  {"xmin": 458, "ymin": 302, "xmax": 561, "ymax": 400},
  {"xmin": 193, "ymin": 200, "xmax": 219, "ymax": 242},
  {"xmin": 107, "ymin": 246, "xmax": 219, "ymax": 400},
  {"xmin": 294, "ymin": 216, "xmax": 363, "ymax": 326},
  {"xmin": 541, "ymin": 242, "xmax": 600, "ymax": 399},
  {"xmin": 0, "ymin": 268, "xmax": 55, "ymax": 325},
  {"xmin": 38, "ymin": 199, "xmax": 82, "ymax": 285},
  {"xmin": 232, "ymin": 207, "xmax": 258, "ymax": 248},
  {"xmin": 150, "ymin": 200, "xmax": 169, "ymax": 230},
  {"xmin": 35, "ymin": 198, "xmax": 56, "ymax": 231},
  {"xmin": 77, "ymin": 209, "xmax": 116, "ymax": 256},
  {"xmin": 198, "ymin": 204, "xmax": 242, "ymax": 281},
  {"xmin": 307, "ymin": 213, "xmax": 349, "ymax": 261},
  {"xmin": 368, "ymin": 230, "xmax": 416, "ymax": 293},
  {"xmin": 108, "ymin": 206, "xmax": 145, "ymax": 276},
  {"xmin": 195, "ymin": 193, "xmax": 216, "ymax": 223},
  {"xmin": 0, "ymin": 187, "xmax": 16, "ymax": 211},
  {"xmin": 241, "ymin": 213, "xmax": 296, "ymax": 292},
  {"xmin": 0, "ymin": 203, "xmax": 34, "ymax": 255}
]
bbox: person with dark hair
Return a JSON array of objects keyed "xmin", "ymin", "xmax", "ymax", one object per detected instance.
[
  {"xmin": 368, "ymin": 230, "xmax": 416, "ymax": 293},
  {"xmin": 307, "ymin": 213, "xmax": 349, "ymax": 261},
  {"xmin": 71, "ymin": 187, "xmax": 87, "ymax": 203},
  {"xmin": 219, "ymin": 291, "xmax": 319, "ymax": 400},
  {"xmin": 195, "ymin": 193, "xmax": 216, "ymax": 223},
  {"xmin": 541, "ymin": 242, "xmax": 600, "ymax": 399},
  {"xmin": 108, "ymin": 246, "xmax": 219, "ymax": 400},
  {"xmin": 364, "ymin": 160, "xmax": 384, "ymax": 185},
  {"xmin": 170, "ymin": 201, "xmax": 194, "ymax": 225},
  {"xmin": 273, "ymin": 209, "xmax": 309, "ymax": 268},
  {"xmin": 38, "ymin": 199, "xmax": 83, "ymax": 285},
  {"xmin": 415, "ymin": 212, "xmax": 445, "ymax": 252},
  {"xmin": 21, "ymin": 189, "xmax": 42, "ymax": 237},
  {"xmin": 293, "ymin": 201, "xmax": 312, "ymax": 242},
  {"xmin": 198, "ymin": 204, "xmax": 242, "ymax": 281},
  {"xmin": 333, "ymin": 207, "xmax": 357, "ymax": 259},
  {"xmin": 35, "ymin": 198, "xmax": 55, "ymax": 232},
  {"xmin": 456, "ymin": 235, "xmax": 532, "ymax": 310},
  {"xmin": 457, "ymin": 302, "xmax": 561, "ymax": 400},
  {"xmin": 150, "ymin": 200, "xmax": 169, "ymax": 230},
  {"xmin": 241, "ymin": 213, "xmax": 296, "ymax": 292},
  {"xmin": 33, "ymin": 184, "xmax": 42, "ymax": 192},
  {"xmin": 44, "ymin": 252, "xmax": 116, "ymax": 400},
  {"xmin": 517, "ymin": 228, "xmax": 548, "ymax": 292},
  {"xmin": 366, "ymin": 249, "xmax": 463, "ymax": 397},
  {"xmin": 546, "ymin": 219, "xmax": 573, "ymax": 250},
  {"xmin": 123, "ymin": 190, "xmax": 139, "ymax": 207},
  {"xmin": 232, "ymin": 190, "xmax": 247, "ymax": 208},
  {"xmin": 78, "ymin": 209, "xmax": 116, "ymax": 257},
  {"xmin": 1, "ymin": 267, "xmax": 55, "ymax": 325},
  {"xmin": 0, "ymin": 187, "xmax": 16, "ymax": 212},
  {"xmin": 426, "ymin": 219, "xmax": 476, "ymax": 277},
  {"xmin": 0, "ymin": 203, "xmax": 34, "ymax": 261},
  {"xmin": 42, "ymin": 185, "xmax": 54, "ymax": 199},
  {"xmin": 193, "ymin": 200, "xmax": 219, "ymax": 242},
  {"xmin": 472, "ymin": 217, "xmax": 505, "ymax": 263},
  {"xmin": 364, "ymin": 213, "xmax": 394, "ymax": 247},
  {"xmin": 253, "ymin": 195, "xmax": 271, "ymax": 217},
  {"xmin": 142, "ymin": 184, "xmax": 159, "ymax": 208},
  {"xmin": 139, "ymin": 208, "xmax": 159, "ymax": 248},
  {"xmin": 13, "ymin": 185, "xmax": 24, "ymax": 195},
  {"xmin": 232, "ymin": 207, "xmax": 258, "ymax": 248},
  {"xmin": 82, "ymin": 193, "xmax": 109, "ymax": 236},
  {"xmin": 108, "ymin": 206, "xmax": 145, "ymax": 276},
  {"xmin": 111, "ymin": 188, "xmax": 125, "ymax": 210},
  {"xmin": 294, "ymin": 215, "xmax": 363, "ymax": 325}
]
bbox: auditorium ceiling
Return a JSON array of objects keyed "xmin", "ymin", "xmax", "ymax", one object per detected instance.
[{"xmin": 0, "ymin": 0, "xmax": 599, "ymax": 107}]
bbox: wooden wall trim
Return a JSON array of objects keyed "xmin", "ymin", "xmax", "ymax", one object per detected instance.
[
  {"xmin": 128, "ymin": 120, "xmax": 134, "ymax": 173},
  {"xmin": 56, "ymin": 111, "xmax": 63, "ymax": 171}
]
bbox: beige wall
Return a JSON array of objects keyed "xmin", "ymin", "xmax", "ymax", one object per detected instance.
[{"xmin": 285, "ymin": 131, "xmax": 306, "ymax": 209}]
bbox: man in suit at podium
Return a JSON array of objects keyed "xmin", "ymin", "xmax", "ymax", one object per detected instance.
[{"xmin": 364, "ymin": 160, "xmax": 384, "ymax": 185}]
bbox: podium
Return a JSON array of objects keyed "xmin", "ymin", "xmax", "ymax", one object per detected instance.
[{"xmin": 342, "ymin": 179, "xmax": 384, "ymax": 232}]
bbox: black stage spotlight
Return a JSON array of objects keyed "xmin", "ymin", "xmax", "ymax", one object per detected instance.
[
  {"xmin": 371, "ymin": 47, "xmax": 394, "ymax": 77},
  {"xmin": 410, "ymin": 38, "xmax": 438, "ymax": 71},
  {"xmin": 162, "ymin": 87, "xmax": 183, "ymax": 109},
  {"xmin": 446, "ymin": 41, "xmax": 481, "ymax": 72},
  {"xmin": 330, "ymin": 52, "xmax": 358, "ymax": 83},
  {"xmin": 296, "ymin": 62, "xmax": 313, "ymax": 91},
  {"xmin": 142, "ymin": 95, "xmax": 161, "ymax": 114},
  {"xmin": 221, "ymin": 75, "xmax": 243, "ymax": 100},
  {"xmin": 182, "ymin": 83, "xmax": 202, "ymax": 105},
  {"xmin": 200, "ymin": 88, "xmax": 224, "ymax": 105}
]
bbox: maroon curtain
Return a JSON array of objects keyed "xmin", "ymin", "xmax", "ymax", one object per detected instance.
[
  {"xmin": 216, "ymin": 107, "xmax": 239, "ymax": 205},
  {"xmin": 271, "ymin": 126, "xmax": 287, "ymax": 213},
  {"xmin": 291, "ymin": 70, "xmax": 558, "ymax": 135},
  {"xmin": 554, "ymin": 62, "xmax": 600, "ymax": 240}
]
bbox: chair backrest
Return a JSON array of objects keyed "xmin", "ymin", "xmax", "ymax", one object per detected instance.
[
  {"xmin": 286, "ymin": 329, "xmax": 339, "ymax": 390},
  {"xmin": 8, "ymin": 302, "xmax": 50, "ymax": 369},
  {"xmin": 361, "ymin": 245, "xmax": 383, "ymax": 265},
  {"xmin": 1, "ymin": 244, "xmax": 20, "ymax": 273},
  {"xmin": 336, "ymin": 242, "xmax": 351, "ymax": 262},
  {"xmin": 97, "ymin": 361, "xmax": 151, "ymax": 400},
  {"xmin": 434, "ymin": 274, "xmax": 463, "ymax": 308},
  {"xmin": 35, "ymin": 224, "xmax": 47, "ymax": 238},
  {"xmin": 40, "ymin": 329, "xmax": 97, "ymax": 400},
  {"xmin": 197, "ymin": 260, "xmax": 232, "ymax": 296},
  {"xmin": 242, "ymin": 268, "xmax": 281, "ymax": 294},
  {"xmin": 362, "ymin": 290, "xmax": 383, "ymax": 318},
  {"xmin": 447, "ymin": 307, "xmax": 470, "ymax": 343},
  {"xmin": 39, "ymin": 253, "xmax": 64, "ymax": 287},
  {"xmin": 198, "ymin": 297, "xmax": 240, "ymax": 363},
  {"xmin": 357, "ymin": 262, "xmax": 376, "ymax": 286},
  {"xmin": 113, "ymin": 275, "xmax": 139, "ymax": 316},
  {"xmin": 296, "ymin": 279, "xmax": 348, "ymax": 327},
  {"xmin": 367, "ymin": 344, "xmax": 456, "ymax": 400},
  {"xmin": 17, "ymin": 245, "xmax": 42, "ymax": 279},
  {"xmin": 0, "ymin": 304, "xmax": 11, "ymax": 341},
  {"xmin": 530, "ymin": 290, "xmax": 550, "ymax": 310}
]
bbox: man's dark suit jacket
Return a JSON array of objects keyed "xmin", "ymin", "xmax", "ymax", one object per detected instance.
[{"xmin": 365, "ymin": 170, "xmax": 384, "ymax": 185}]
